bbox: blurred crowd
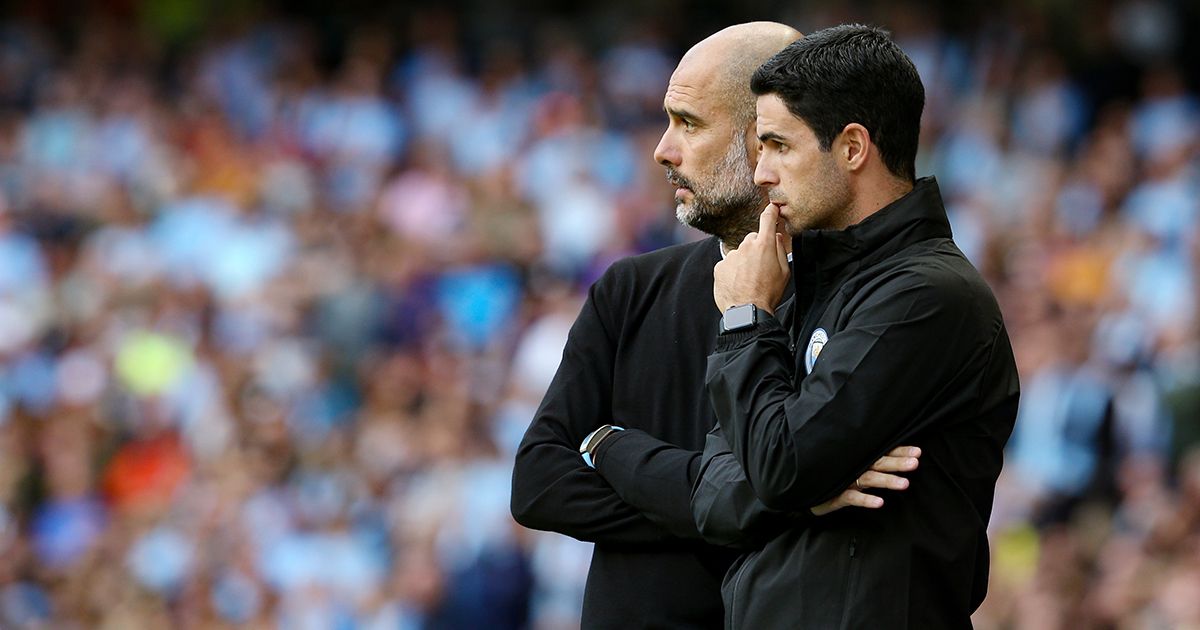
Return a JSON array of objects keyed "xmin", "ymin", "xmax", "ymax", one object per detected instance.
[{"xmin": 0, "ymin": 1, "xmax": 1197, "ymax": 628}]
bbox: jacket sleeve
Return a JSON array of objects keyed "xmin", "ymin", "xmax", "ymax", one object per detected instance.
[
  {"xmin": 590, "ymin": 428, "xmax": 703, "ymax": 540},
  {"xmin": 510, "ymin": 273, "xmax": 673, "ymax": 545},
  {"xmin": 706, "ymin": 269, "xmax": 993, "ymax": 511},
  {"xmin": 690, "ymin": 424, "xmax": 810, "ymax": 549}
]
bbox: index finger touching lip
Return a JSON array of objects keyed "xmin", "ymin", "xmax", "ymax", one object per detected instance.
[{"xmin": 758, "ymin": 203, "xmax": 779, "ymax": 236}]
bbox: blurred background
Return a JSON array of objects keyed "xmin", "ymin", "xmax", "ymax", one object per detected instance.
[{"xmin": 0, "ymin": 0, "xmax": 1197, "ymax": 627}]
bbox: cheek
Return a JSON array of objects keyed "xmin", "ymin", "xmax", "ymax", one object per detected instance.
[
  {"xmin": 693, "ymin": 139, "xmax": 722, "ymax": 170},
  {"xmin": 782, "ymin": 155, "xmax": 814, "ymax": 192}
]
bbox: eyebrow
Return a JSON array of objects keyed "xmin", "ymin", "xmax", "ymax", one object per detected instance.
[
  {"xmin": 758, "ymin": 131, "xmax": 787, "ymax": 144},
  {"xmin": 665, "ymin": 106, "xmax": 702, "ymax": 123}
]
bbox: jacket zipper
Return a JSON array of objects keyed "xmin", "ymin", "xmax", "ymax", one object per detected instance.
[
  {"xmin": 839, "ymin": 537, "xmax": 859, "ymax": 629},
  {"xmin": 728, "ymin": 560, "xmax": 746, "ymax": 629}
]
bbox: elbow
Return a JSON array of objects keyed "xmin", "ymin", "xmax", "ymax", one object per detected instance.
[
  {"xmin": 694, "ymin": 518, "xmax": 735, "ymax": 548},
  {"xmin": 510, "ymin": 501, "xmax": 537, "ymax": 530},
  {"xmin": 510, "ymin": 487, "xmax": 551, "ymax": 531},
  {"xmin": 739, "ymin": 435, "xmax": 804, "ymax": 511},
  {"xmin": 752, "ymin": 480, "xmax": 798, "ymax": 513},
  {"xmin": 509, "ymin": 462, "xmax": 541, "ymax": 529},
  {"xmin": 509, "ymin": 489, "xmax": 532, "ymax": 527},
  {"xmin": 690, "ymin": 489, "xmax": 716, "ymax": 539},
  {"xmin": 691, "ymin": 483, "xmax": 768, "ymax": 551},
  {"xmin": 691, "ymin": 494, "xmax": 738, "ymax": 548}
]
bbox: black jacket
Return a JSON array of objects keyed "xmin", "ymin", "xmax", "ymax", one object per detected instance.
[
  {"xmin": 511, "ymin": 237, "xmax": 738, "ymax": 629},
  {"xmin": 696, "ymin": 178, "xmax": 1020, "ymax": 629}
]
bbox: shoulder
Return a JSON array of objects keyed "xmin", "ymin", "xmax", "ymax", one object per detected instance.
[
  {"xmin": 594, "ymin": 237, "xmax": 719, "ymax": 292},
  {"xmin": 583, "ymin": 238, "xmax": 719, "ymax": 332},
  {"xmin": 859, "ymin": 242, "xmax": 1001, "ymax": 319},
  {"xmin": 606, "ymin": 237, "xmax": 718, "ymax": 276}
]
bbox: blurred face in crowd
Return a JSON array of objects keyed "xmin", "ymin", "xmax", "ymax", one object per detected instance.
[
  {"xmin": 753, "ymin": 93, "xmax": 851, "ymax": 233},
  {"xmin": 653, "ymin": 55, "xmax": 762, "ymax": 240}
]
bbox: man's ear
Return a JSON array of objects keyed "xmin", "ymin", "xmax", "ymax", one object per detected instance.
[{"xmin": 837, "ymin": 123, "xmax": 871, "ymax": 173}]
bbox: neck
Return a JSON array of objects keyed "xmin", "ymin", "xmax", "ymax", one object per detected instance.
[{"xmin": 843, "ymin": 176, "xmax": 914, "ymax": 228}]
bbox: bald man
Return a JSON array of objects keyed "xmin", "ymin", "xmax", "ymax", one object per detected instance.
[{"xmin": 511, "ymin": 23, "xmax": 919, "ymax": 628}]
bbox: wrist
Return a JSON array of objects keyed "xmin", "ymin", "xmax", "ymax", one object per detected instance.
[
  {"xmin": 715, "ymin": 310, "xmax": 782, "ymax": 350},
  {"xmin": 580, "ymin": 425, "xmax": 625, "ymax": 468},
  {"xmin": 717, "ymin": 297, "xmax": 775, "ymax": 316},
  {"xmin": 720, "ymin": 302, "xmax": 778, "ymax": 334}
]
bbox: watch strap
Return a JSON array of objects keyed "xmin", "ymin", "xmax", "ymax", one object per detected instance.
[{"xmin": 580, "ymin": 425, "xmax": 625, "ymax": 468}]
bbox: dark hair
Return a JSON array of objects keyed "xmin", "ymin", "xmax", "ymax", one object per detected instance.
[{"xmin": 750, "ymin": 24, "xmax": 925, "ymax": 182}]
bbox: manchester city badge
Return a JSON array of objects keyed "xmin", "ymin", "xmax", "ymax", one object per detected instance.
[{"xmin": 805, "ymin": 328, "xmax": 828, "ymax": 374}]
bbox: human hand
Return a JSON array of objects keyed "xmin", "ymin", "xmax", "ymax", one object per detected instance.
[
  {"xmin": 713, "ymin": 204, "xmax": 790, "ymax": 314},
  {"xmin": 809, "ymin": 446, "xmax": 921, "ymax": 516}
]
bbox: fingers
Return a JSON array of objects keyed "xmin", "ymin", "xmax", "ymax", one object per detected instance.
[
  {"xmin": 758, "ymin": 203, "xmax": 779, "ymax": 236},
  {"xmin": 871, "ymin": 446, "xmax": 921, "ymax": 472},
  {"xmin": 857, "ymin": 470, "xmax": 910, "ymax": 491},
  {"xmin": 812, "ymin": 452, "xmax": 922, "ymax": 517},
  {"xmin": 809, "ymin": 488, "xmax": 884, "ymax": 516},
  {"xmin": 779, "ymin": 229, "xmax": 793, "ymax": 255},
  {"xmin": 775, "ymin": 233, "xmax": 789, "ymax": 271},
  {"xmin": 870, "ymin": 455, "xmax": 920, "ymax": 473},
  {"xmin": 811, "ymin": 489, "xmax": 884, "ymax": 516},
  {"xmin": 839, "ymin": 490, "xmax": 884, "ymax": 509}
]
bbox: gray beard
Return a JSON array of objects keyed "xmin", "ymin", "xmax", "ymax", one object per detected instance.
[
  {"xmin": 671, "ymin": 139, "xmax": 764, "ymax": 246},
  {"xmin": 678, "ymin": 197, "xmax": 761, "ymax": 247}
]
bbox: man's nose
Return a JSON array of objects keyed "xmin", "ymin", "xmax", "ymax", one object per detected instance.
[
  {"xmin": 754, "ymin": 158, "xmax": 776, "ymax": 186},
  {"xmin": 653, "ymin": 131, "xmax": 680, "ymax": 167}
]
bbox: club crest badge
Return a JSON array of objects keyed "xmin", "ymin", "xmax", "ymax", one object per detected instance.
[{"xmin": 805, "ymin": 328, "xmax": 828, "ymax": 374}]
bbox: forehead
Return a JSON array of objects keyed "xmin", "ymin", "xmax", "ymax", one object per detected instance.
[
  {"xmin": 756, "ymin": 93, "xmax": 812, "ymax": 137},
  {"xmin": 664, "ymin": 61, "xmax": 722, "ymax": 116}
]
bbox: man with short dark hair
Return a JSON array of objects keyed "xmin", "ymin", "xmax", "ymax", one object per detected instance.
[
  {"xmin": 511, "ymin": 23, "xmax": 922, "ymax": 629},
  {"xmin": 696, "ymin": 24, "xmax": 1020, "ymax": 628}
]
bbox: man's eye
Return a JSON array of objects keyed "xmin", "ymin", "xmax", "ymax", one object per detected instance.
[{"xmin": 683, "ymin": 120, "xmax": 696, "ymax": 132}]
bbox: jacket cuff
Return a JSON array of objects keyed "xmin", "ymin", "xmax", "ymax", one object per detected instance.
[
  {"xmin": 592, "ymin": 427, "xmax": 634, "ymax": 470},
  {"xmin": 715, "ymin": 311, "xmax": 784, "ymax": 351}
]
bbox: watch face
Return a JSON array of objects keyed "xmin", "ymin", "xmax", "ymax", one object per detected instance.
[{"xmin": 724, "ymin": 304, "xmax": 757, "ymax": 331}]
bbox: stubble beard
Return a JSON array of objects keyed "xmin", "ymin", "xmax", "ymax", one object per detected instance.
[
  {"xmin": 670, "ymin": 135, "xmax": 764, "ymax": 246},
  {"xmin": 775, "ymin": 153, "xmax": 852, "ymax": 234}
]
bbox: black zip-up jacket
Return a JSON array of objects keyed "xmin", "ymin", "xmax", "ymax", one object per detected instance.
[
  {"xmin": 511, "ymin": 237, "xmax": 741, "ymax": 629},
  {"xmin": 696, "ymin": 178, "xmax": 1020, "ymax": 629}
]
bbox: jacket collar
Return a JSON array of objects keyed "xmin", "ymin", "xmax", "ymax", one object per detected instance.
[{"xmin": 790, "ymin": 176, "xmax": 951, "ymax": 279}]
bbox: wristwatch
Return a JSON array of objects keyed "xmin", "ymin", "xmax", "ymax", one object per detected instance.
[
  {"xmin": 719, "ymin": 303, "xmax": 759, "ymax": 334},
  {"xmin": 580, "ymin": 424, "xmax": 624, "ymax": 468}
]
